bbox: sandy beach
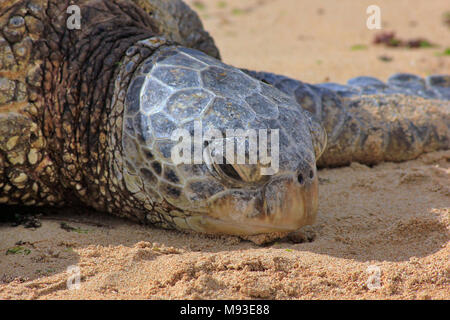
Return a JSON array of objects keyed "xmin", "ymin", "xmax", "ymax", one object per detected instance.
[{"xmin": 0, "ymin": 0, "xmax": 449, "ymax": 299}]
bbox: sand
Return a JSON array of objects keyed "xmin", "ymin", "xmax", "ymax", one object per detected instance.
[{"xmin": 0, "ymin": 0, "xmax": 449, "ymax": 300}]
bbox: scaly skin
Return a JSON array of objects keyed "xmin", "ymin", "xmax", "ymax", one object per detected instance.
[{"xmin": 0, "ymin": 0, "xmax": 449, "ymax": 236}]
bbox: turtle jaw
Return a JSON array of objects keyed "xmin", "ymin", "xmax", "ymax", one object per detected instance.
[{"xmin": 183, "ymin": 173, "xmax": 319, "ymax": 236}]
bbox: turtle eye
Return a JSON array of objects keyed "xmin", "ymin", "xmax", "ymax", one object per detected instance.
[
  {"xmin": 213, "ymin": 159, "xmax": 269, "ymax": 186},
  {"xmin": 217, "ymin": 161, "xmax": 243, "ymax": 182},
  {"xmin": 204, "ymin": 138, "xmax": 269, "ymax": 186},
  {"xmin": 211, "ymin": 156, "xmax": 245, "ymax": 185}
]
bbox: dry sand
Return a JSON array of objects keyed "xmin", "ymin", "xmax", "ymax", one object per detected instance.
[{"xmin": 0, "ymin": 0, "xmax": 449, "ymax": 299}]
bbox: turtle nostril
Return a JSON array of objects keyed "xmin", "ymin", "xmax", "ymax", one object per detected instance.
[
  {"xmin": 297, "ymin": 173, "xmax": 304, "ymax": 185},
  {"xmin": 309, "ymin": 170, "xmax": 314, "ymax": 179}
]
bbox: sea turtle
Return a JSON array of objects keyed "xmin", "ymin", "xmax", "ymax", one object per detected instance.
[{"xmin": 0, "ymin": 0, "xmax": 448, "ymax": 236}]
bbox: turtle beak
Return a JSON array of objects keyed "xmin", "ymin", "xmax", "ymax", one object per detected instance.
[{"xmin": 183, "ymin": 173, "xmax": 319, "ymax": 235}]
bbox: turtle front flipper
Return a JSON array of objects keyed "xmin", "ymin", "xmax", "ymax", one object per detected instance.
[
  {"xmin": 0, "ymin": 112, "xmax": 64, "ymax": 207},
  {"xmin": 245, "ymin": 70, "xmax": 450, "ymax": 167},
  {"xmin": 0, "ymin": 10, "xmax": 64, "ymax": 208}
]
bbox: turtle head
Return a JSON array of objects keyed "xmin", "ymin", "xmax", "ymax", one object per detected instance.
[{"xmin": 119, "ymin": 45, "xmax": 320, "ymax": 235}]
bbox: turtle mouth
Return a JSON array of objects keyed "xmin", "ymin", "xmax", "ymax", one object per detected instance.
[{"xmin": 183, "ymin": 174, "xmax": 319, "ymax": 235}]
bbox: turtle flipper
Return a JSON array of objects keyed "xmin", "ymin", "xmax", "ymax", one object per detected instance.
[
  {"xmin": 245, "ymin": 70, "xmax": 450, "ymax": 167},
  {"xmin": 0, "ymin": 3, "xmax": 66, "ymax": 208},
  {"xmin": 0, "ymin": 112, "xmax": 64, "ymax": 207}
]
